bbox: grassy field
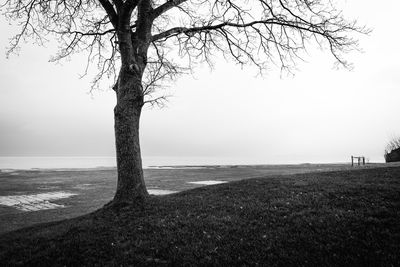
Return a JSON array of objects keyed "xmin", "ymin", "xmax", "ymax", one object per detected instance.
[
  {"xmin": 0, "ymin": 163, "xmax": 370, "ymax": 233},
  {"xmin": 0, "ymin": 164, "xmax": 399, "ymax": 266}
]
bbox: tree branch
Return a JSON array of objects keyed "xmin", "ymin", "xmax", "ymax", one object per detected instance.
[
  {"xmin": 152, "ymin": 18, "xmax": 326, "ymax": 42},
  {"xmin": 2, "ymin": 0, "xmax": 368, "ymax": 95},
  {"xmin": 98, "ymin": 0, "xmax": 118, "ymax": 28},
  {"xmin": 152, "ymin": 0, "xmax": 188, "ymax": 18}
]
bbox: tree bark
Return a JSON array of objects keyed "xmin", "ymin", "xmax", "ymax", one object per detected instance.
[
  {"xmin": 113, "ymin": 69, "xmax": 148, "ymax": 203},
  {"xmin": 110, "ymin": 5, "xmax": 152, "ymax": 204}
]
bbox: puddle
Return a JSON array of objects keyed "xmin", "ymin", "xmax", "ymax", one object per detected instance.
[
  {"xmin": 148, "ymin": 189, "xmax": 178, "ymax": 195},
  {"xmin": 187, "ymin": 180, "xmax": 228, "ymax": 185},
  {"xmin": 0, "ymin": 192, "xmax": 78, "ymax": 212}
]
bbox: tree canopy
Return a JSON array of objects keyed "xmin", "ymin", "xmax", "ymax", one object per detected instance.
[{"xmin": 2, "ymin": 0, "xmax": 366, "ymax": 102}]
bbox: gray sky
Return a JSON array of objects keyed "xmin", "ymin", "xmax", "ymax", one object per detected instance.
[{"xmin": 1, "ymin": 0, "xmax": 400, "ymax": 164}]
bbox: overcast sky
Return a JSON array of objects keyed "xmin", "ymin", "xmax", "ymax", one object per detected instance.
[{"xmin": 1, "ymin": 0, "xmax": 399, "ymax": 165}]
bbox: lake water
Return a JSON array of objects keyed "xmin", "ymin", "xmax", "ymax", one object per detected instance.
[
  {"xmin": 0, "ymin": 156, "xmax": 314, "ymax": 170},
  {"xmin": 0, "ymin": 156, "xmax": 279, "ymax": 169},
  {"xmin": 0, "ymin": 156, "xmax": 382, "ymax": 170},
  {"xmin": 0, "ymin": 156, "xmax": 253, "ymax": 169},
  {"xmin": 0, "ymin": 157, "xmax": 117, "ymax": 170}
]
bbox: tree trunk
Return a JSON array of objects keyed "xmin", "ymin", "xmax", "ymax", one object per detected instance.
[{"xmin": 113, "ymin": 71, "xmax": 148, "ymax": 203}]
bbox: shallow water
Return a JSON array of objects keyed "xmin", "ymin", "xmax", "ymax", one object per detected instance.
[{"xmin": 0, "ymin": 156, "xmax": 367, "ymax": 170}]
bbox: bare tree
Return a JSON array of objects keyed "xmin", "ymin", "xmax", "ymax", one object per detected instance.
[
  {"xmin": 385, "ymin": 135, "xmax": 400, "ymax": 161},
  {"xmin": 2, "ymin": 0, "xmax": 367, "ymax": 204}
]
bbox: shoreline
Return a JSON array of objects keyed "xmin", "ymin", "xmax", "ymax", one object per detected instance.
[
  {"xmin": 1, "ymin": 162, "xmax": 399, "ymax": 234},
  {"xmin": 0, "ymin": 155, "xmax": 386, "ymax": 170},
  {"xmin": 0, "ymin": 161, "xmax": 392, "ymax": 172}
]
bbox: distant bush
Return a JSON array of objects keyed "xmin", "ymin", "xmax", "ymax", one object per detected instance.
[{"xmin": 384, "ymin": 136, "xmax": 400, "ymax": 163}]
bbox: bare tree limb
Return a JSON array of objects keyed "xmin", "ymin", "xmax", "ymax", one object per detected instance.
[
  {"xmin": 152, "ymin": 0, "xmax": 188, "ymax": 18},
  {"xmin": 98, "ymin": 0, "xmax": 118, "ymax": 28}
]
